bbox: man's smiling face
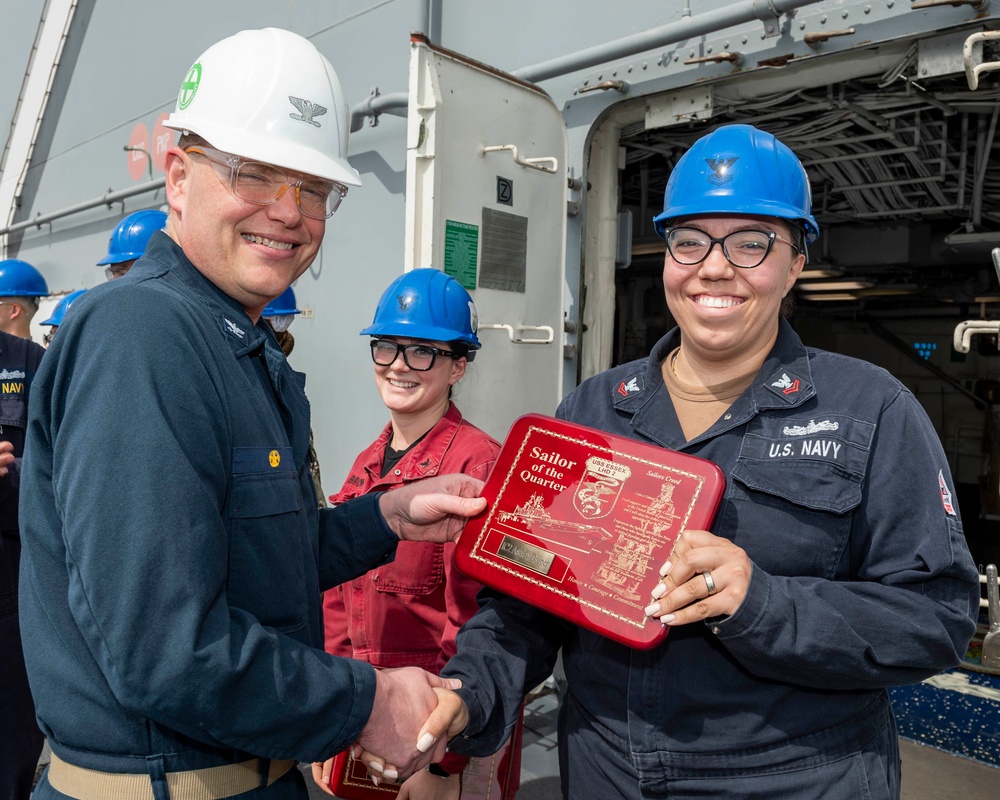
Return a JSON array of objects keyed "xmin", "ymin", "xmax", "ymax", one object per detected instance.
[{"xmin": 164, "ymin": 145, "xmax": 325, "ymax": 319}]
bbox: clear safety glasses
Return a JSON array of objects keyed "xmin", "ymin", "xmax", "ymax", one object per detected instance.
[
  {"xmin": 104, "ymin": 262, "xmax": 133, "ymax": 281},
  {"xmin": 664, "ymin": 227, "xmax": 797, "ymax": 269},
  {"xmin": 185, "ymin": 146, "xmax": 348, "ymax": 220},
  {"xmin": 370, "ymin": 339, "xmax": 461, "ymax": 371}
]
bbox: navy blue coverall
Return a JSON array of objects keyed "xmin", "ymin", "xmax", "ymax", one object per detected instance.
[
  {"xmin": 0, "ymin": 330, "xmax": 45, "ymax": 800},
  {"xmin": 19, "ymin": 233, "xmax": 401, "ymax": 799},
  {"xmin": 442, "ymin": 321, "xmax": 980, "ymax": 800}
]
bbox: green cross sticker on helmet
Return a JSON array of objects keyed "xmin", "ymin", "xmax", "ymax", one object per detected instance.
[{"xmin": 178, "ymin": 63, "xmax": 202, "ymax": 111}]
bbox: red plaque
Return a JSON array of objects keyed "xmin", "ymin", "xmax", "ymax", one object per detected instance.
[
  {"xmin": 327, "ymin": 750, "xmax": 398, "ymax": 798},
  {"xmin": 456, "ymin": 414, "xmax": 726, "ymax": 649}
]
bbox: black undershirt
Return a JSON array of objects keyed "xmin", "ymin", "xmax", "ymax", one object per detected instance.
[{"xmin": 380, "ymin": 431, "xmax": 430, "ymax": 478}]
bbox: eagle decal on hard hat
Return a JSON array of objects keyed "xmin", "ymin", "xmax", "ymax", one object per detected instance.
[{"xmin": 288, "ymin": 96, "xmax": 328, "ymax": 127}]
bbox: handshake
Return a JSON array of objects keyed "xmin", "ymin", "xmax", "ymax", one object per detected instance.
[{"xmin": 312, "ymin": 666, "xmax": 470, "ymax": 794}]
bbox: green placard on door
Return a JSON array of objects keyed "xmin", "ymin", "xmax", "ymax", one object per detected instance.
[{"xmin": 444, "ymin": 220, "xmax": 479, "ymax": 289}]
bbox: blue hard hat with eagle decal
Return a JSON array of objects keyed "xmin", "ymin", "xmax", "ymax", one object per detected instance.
[
  {"xmin": 361, "ymin": 269, "xmax": 481, "ymax": 355},
  {"xmin": 652, "ymin": 124, "xmax": 819, "ymax": 244}
]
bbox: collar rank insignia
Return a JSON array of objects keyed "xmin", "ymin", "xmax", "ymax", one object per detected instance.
[
  {"xmin": 223, "ymin": 316, "xmax": 247, "ymax": 341},
  {"xmin": 617, "ymin": 376, "xmax": 642, "ymax": 397},
  {"xmin": 705, "ymin": 156, "xmax": 738, "ymax": 185}
]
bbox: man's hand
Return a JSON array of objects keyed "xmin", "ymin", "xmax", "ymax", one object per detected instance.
[
  {"xmin": 379, "ymin": 474, "xmax": 487, "ymax": 543},
  {"xmin": 0, "ymin": 441, "xmax": 14, "ymax": 479},
  {"xmin": 356, "ymin": 686, "xmax": 470, "ymax": 784},
  {"xmin": 396, "ymin": 767, "xmax": 461, "ymax": 799},
  {"xmin": 353, "ymin": 668, "xmax": 463, "ymax": 780}
]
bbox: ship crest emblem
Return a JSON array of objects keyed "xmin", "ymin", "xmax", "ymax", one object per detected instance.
[{"xmin": 573, "ymin": 456, "xmax": 631, "ymax": 519}]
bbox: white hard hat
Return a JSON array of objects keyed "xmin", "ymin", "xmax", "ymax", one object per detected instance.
[{"xmin": 165, "ymin": 28, "xmax": 361, "ymax": 187}]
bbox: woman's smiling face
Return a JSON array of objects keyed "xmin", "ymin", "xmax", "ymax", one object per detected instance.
[
  {"xmin": 373, "ymin": 337, "xmax": 466, "ymax": 418},
  {"xmin": 662, "ymin": 214, "xmax": 804, "ymax": 366}
]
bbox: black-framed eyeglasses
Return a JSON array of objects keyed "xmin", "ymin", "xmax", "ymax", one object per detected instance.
[
  {"xmin": 370, "ymin": 338, "xmax": 461, "ymax": 371},
  {"xmin": 42, "ymin": 329, "xmax": 55, "ymax": 347},
  {"xmin": 185, "ymin": 146, "xmax": 348, "ymax": 220},
  {"xmin": 664, "ymin": 227, "xmax": 797, "ymax": 269}
]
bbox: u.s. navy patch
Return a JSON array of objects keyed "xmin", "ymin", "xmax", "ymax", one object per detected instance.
[
  {"xmin": 742, "ymin": 413, "xmax": 874, "ymax": 475},
  {"xmin": 0, "ymin": 368, "xmax": 26, "ymax": 396}
]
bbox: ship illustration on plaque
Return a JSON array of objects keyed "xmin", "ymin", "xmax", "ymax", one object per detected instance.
[{"xmin": 498, "ymin": 494, "xmax": 612, "ymax": 552}]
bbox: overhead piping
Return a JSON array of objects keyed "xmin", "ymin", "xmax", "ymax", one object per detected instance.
[
  {"xmin": 350, "ymin": 0, "xmax": 826, "ymax": 129},
  {"xmin": 0, "ymin": 178, "xmax": 165, "ymax": 238},
  {"xmin": 513, "ymin": 0, "xmax": 824, "ymax": 83}
]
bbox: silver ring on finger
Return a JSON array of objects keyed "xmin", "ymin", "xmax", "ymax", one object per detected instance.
[{"xmin": 703, "ymin": 571, "xmax": 717, "ymax": 595}]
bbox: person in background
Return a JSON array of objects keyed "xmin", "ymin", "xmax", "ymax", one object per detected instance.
[
  {"xmin": 394, "ymin": 124, "xmax": 980, "ymax": 800},
  {"xmin": 97, "ymin": 208, "xmax": 167, "ymax": 280},
  {"xmin": 314, "ymin": 269, "xmax": 520, "ymax": 800},
  {"xmin": 19, "ymin": 28, "xmax": 484, "ymax": 800},
  {"xmin": 261, "ymin": 285, "xmax": 327, "ymax": 509},
  {"xmin": 39, "ymin": 290, "xmax": 87, "ymax": 347},
  {"xmin": 0, "ymin": 324, "xmax": 46, "ymax": 800},
  {"xmin": 0, "ymin": 259, "xmax": 48, "ymax": 340}
]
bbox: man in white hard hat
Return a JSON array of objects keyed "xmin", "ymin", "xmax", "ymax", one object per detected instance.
[{"xmin": 19, "ymin": 28, "xmax": 483, "ymax": 800}]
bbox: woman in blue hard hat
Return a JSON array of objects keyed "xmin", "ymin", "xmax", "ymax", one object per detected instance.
[
  {"xmin": 314, "ymin": 269, "xmax": 520, "ymax": 800},
  {"xmin": 427, "ymin": 124, "xmax": 979, "ymax": 799},
  {"xmin": 39, "ymin": 289, "xmax": 87, "ymax": 347}
]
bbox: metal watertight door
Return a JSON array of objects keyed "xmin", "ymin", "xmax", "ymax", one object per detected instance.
[{"xmin": 405, "ymin": 36, "xmax": 569, "ymax": 441}]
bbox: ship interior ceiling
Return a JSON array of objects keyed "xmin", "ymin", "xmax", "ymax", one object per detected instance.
[
  {"xmin": 614, "ymin": 54, "xmax": 1000, "ymax": 566},
  {"xmin": 619, "ymin": 60, "xmax": 1000, "ymax": 337}
]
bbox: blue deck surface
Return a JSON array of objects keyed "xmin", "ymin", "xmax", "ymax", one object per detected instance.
[{"xmin": 889, "ymin": 666, "xmax": 1000, "ymax": 768}]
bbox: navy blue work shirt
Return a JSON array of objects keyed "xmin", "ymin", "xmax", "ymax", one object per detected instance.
[
  {"xmin": 443, "ymin": 320, "xmax": 979, "ymax": 793},
  {"xmin": 0, "ymin": 329, "xmax": 44, "ymax": 534},
  {"xmin": 19, "ymin": 232, "xmax": 398, "ymax": 791}
]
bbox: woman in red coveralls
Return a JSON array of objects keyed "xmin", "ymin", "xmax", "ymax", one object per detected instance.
[{"xmin": 314, "ymin": 269, "xmax": 520, "ymax": 800}]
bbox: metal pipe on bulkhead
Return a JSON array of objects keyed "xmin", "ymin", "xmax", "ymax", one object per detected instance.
[
  {"xmin": 0, "ymin": 178, "xmax": 165, "ymax": 238},
  {"xmin": 350, "ymin": 0, "xmax": 827, "ymax": 128},
  {"xmin": 512, "ymin": 0, "xmax": 827, "ymax": 83}
]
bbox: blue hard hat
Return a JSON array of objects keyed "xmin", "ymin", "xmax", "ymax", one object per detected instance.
[
  {"xmin": 261, "ymin": 287, "xmax": 301, "ymax": 317},
  {"xmin": 96, "ymin": 209, "xmax": 167, "ymax": 265},
  {"xmin": 41, "ymin": 289, "xmax": 87, "ymax": 327},
  {"xmin": 652, "ymin": 124, "xmax": 819, "ymax": 244},
  {"xmin": 0, "ymin": 259, "xmax": 49, "ymax": 297},
  {"xmin": 361, "ymin": 269, "xmax": 481, "ymax": 351}
]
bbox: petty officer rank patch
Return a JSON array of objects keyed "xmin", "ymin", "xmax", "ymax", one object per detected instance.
[
  {"xmin": 740, "ymin": 413, "xmax": 875, "ymax": 475},
  {"xmin": 763, "ymin": 369, "xmax": 812, "ymax": 403},
  {"xmin": 615, "ymin": 372, "xmax": 643, "ymax": 398}
]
